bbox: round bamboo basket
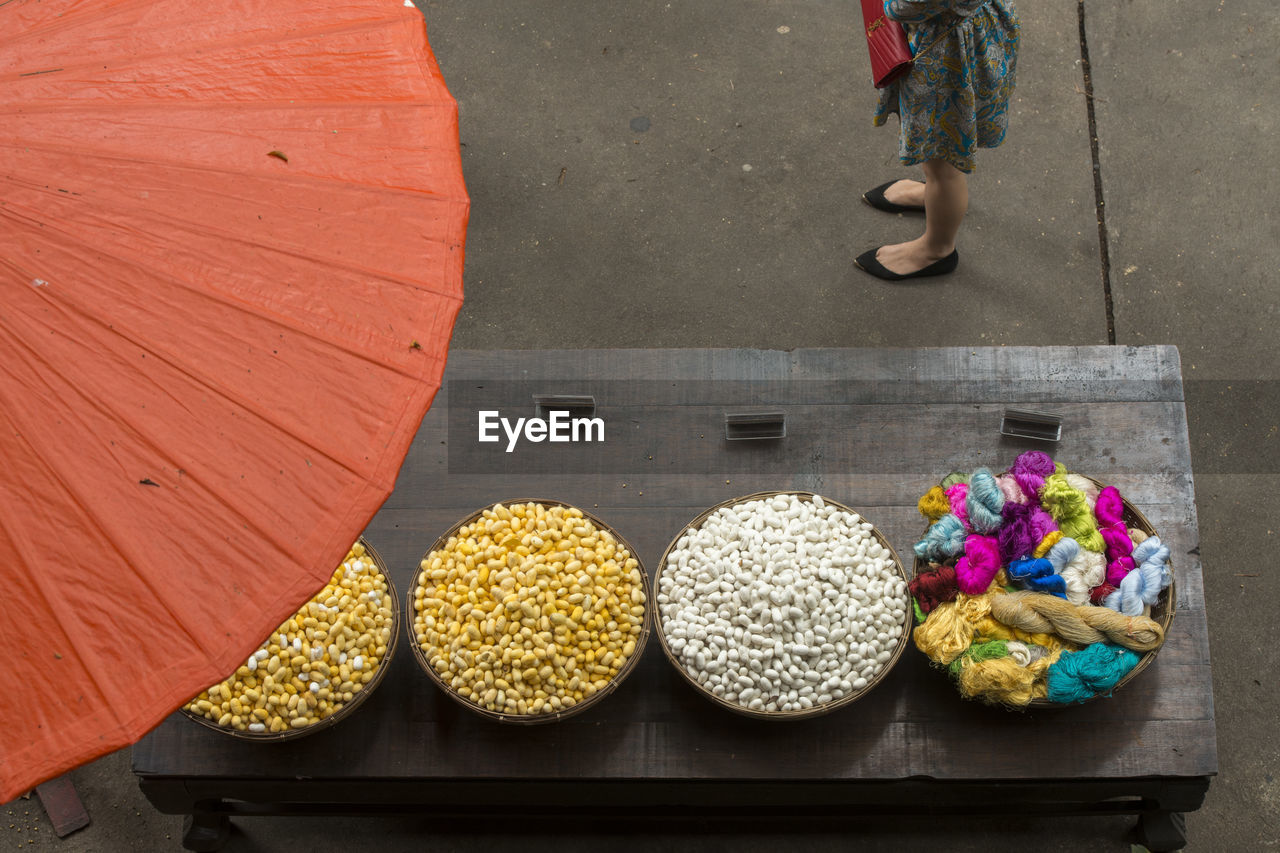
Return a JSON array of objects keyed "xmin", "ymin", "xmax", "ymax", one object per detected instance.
[
  {"xmin": 180, "ymin": 537, "xmax": 400, "ymax": 741},
  {"xmin": 911, "ymin": 474, "xmax": 1176, "ymax": 708},
  {"xmin": 407, "ymin": 499, "xmax": 652, "ymax": 724},
  {"xmin": 654, "ymin": 490, "xmax": 913, "ymax": 721}
]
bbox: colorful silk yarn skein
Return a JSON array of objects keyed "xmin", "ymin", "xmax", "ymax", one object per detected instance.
[{"xmin": 908, "ymin": 452, "xmax": 1172, "ymax": 707}]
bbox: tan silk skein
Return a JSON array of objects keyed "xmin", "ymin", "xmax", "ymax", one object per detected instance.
[{"xmin": 989, "ymin": 590, "xmax": 1164, "ymax": 652}]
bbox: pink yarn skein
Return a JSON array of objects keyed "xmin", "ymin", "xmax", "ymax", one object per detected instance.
[
  {"xmin": 1095, "ymin": 486, "xmax": 1136, "ymax": 586},
  {"xmin": 947, "ymin": 483, "xmax": 971, "ymax": 529},
  {"xmin": 997, "ymin": 473, "xmax": 1028, "ymax": 505},
  {"xmin": 955, "ymin": 534, "xmax": 1003, "ymax": 595}
]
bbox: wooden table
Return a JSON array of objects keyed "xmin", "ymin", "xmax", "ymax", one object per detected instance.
[{"xmin": 133, "ymin": 347, "xmax": 1215, "ymax": 851}]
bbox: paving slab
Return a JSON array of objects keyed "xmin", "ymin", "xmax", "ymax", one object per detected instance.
[
  {"xmin": 435, "ymin": 0, "xmax": 1106, "ymax": 350},
  {"xmin": 1084, "ymin": 0, "xmax": 1279, "ymax": 375}
]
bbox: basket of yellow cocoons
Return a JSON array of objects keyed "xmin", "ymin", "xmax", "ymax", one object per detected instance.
[
  {"xmin": 181, "ymin": 539, "xmax": 399, "ymax": 739},
  {"xmin": 410, "ymin": 500, "xmax": 651, "ymax": 723}
]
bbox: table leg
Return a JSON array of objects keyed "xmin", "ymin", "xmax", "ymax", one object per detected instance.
[
  {"xmin": 1133, "ymin": 809, "xmax": 1187, "ymax": 852},
  {"xmin": 181, "ymin": 810, "xmax": 230, "ymax": 852}
]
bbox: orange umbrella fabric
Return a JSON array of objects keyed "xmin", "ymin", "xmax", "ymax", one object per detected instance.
[{"xmin": 0, "ymin": 0, "xmax": 467, "ymax": 799}]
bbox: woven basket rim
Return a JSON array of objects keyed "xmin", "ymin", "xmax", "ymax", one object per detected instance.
[
  {"xmin": 179, "ymin": 537, "xmax": 401, "ymax": 741},
  {"xmin": 406, "ymin": 498, "xmax": 652, "ymax": 725},
  {"xmin": 911, "ymin": 472, "xmax": 1176, "ymax": 708},
  {"xmin": 653, "ymin": 490, "xmax": 913, "ymax": 721}
]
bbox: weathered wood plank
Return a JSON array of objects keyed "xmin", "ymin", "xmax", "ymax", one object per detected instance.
[
  {"xmin": 134, "ymin": 688, "xmax": 1215, "ymax": 782},
  {"xmin": 421, "ymin": 401, "xmax": 1193, "ymax": 477},
  {"xmin": 443, "ymin": 347, "xmax": 1183, "ymax": 394},
  {"xmin": 383, "ymin": 470, "xmax": 1198, "ymax": 515},
  {"xmin": 441, "ymin": 377, "xmax": 1179, "ymax": 408}
]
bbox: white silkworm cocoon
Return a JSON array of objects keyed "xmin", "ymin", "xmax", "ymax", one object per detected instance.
[{"xmin": 659, "ymin": 494, "xmax": 908, "ymax": 713}]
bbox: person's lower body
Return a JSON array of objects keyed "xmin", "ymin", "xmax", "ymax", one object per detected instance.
[
  {"xmin": 855, "ymin": 159, "xmax": 966, "ymax": 280},
  {"xmin": 861, "ymin": 1, "xmax": 1018, "ymax": 280}
]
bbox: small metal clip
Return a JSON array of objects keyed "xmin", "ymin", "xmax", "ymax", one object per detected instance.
[
  {"xmin": 533, "ymin": 394, "xmax": 596, "ymax": 418},
  {"xmin": 725, "ymin": 411, "xmax": 787, "ymax": 441},
  {"xmin": 1000, "ymin": 408, "xmax": 1063, "ymax": 442}
]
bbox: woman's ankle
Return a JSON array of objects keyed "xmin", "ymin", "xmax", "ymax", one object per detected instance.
[{"xmin": 885, "ymin": 179, "xmax": 926, "ymax": 206}]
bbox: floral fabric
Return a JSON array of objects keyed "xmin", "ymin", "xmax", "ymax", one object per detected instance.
[{"xmin": 873, "ymin": 0, "xmax": 1020, "ymax": 173}]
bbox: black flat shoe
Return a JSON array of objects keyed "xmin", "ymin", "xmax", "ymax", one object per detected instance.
[
  {"xmin": 861, "ymin": 180, "xmax": 926, "ymax": 214},
  {"xmin": 854, "ymin": 247, "xmax": 959, "ymax": 281}
]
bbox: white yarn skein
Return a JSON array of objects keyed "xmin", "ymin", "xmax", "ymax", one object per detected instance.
[
  {"xmin": 1059, "ymin": 548, "xmax": 1106, "ymax": 606},
  {"xmin": 657, "ymin": 494, "xmax": 908, "ymax": 713},
  {"xmin": 1004, "ymin": 641, "xmax": 1033, "ymax": 667}
]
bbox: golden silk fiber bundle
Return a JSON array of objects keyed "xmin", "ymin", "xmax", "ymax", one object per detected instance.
[
  {"xmin": 917, "ymin": 485, "xmax": 952, "ymax": 521},
  {"xmin": 913, "ymin": 593, "xmax": 993, "ymax": 665},
  {"xmin": 954, "ymin": 651, "xmax": 1061, "ymax": 706}
]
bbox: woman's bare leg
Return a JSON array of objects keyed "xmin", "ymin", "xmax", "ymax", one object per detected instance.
[{"xmin": 873, "ymin": 159, "xmax": 967, "ymax": 274}]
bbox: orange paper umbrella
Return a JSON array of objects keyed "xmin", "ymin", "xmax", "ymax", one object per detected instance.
[{"xmin": 0, "ymin": 0, "xmax": 467, "ymax": 799}]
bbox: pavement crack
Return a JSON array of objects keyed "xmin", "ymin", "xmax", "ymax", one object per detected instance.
[{"xmin": 1078, "ymin": 0, "xmax": 1116, "ymax": 345}]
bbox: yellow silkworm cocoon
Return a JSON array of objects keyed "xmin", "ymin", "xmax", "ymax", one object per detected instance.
[
  {"xmin": 183, "ymin": 542, "xmax": 393, "ymax": 734},
  {"xmin": 414, "ymin": 502, "xmax": 646, "ymax": 716}
]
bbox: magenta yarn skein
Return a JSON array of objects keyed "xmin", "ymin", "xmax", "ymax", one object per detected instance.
[
  {"xmin": 1094, "ymin": 486, "xmax": 1136, "ymax": 585},
  {"xmin": 955, "ymin": 534, "xmax": 1002, "ymax": 595},
  {"xmin": 947, "ymin": 483, "xmax": 970, "ymax": 529}
]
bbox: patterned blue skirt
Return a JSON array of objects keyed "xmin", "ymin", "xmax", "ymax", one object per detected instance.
[{"xmin": 873, "ymin": 0, "xmax": 1020, "ymax": 173}]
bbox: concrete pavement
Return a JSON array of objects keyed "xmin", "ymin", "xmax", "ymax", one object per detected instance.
[{"xmin": 8, "ymin": 0, "xmax": 1276, "ymax": 850}]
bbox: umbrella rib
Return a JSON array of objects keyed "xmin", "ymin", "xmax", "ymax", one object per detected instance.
[
  {"xmin": 0, "ymin": 97, "xmax": 460, "ymax": 114},
  {"xmin": 0, "ymin": 136, "xmax": 468, "ymax": 209}
]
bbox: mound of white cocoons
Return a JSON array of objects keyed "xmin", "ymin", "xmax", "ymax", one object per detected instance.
[{"xmin": 658, "ymin": 493, "xmax": 909, "ymax": 714}]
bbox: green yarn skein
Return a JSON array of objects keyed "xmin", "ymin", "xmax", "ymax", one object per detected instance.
[
  {"xmin": 1039, "ymin": 473, "xmax": 1106, "ymax": 552},
  {"xmin": 947, "ymin": 639, "xmax": 1010, "ymax": 676}
]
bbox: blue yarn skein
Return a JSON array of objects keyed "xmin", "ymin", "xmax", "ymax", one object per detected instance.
[
  {"xmin": 1006, "ymin": 557, "xmax": 1067, "ymax": 598},
  {"xmin": 913, "ymin": 513, "xmax": 967, "ymax": 563},
  {"xmin": 1046, "ymin": 643, "xmax": 1142, "ymax": 704},
  {"xmin": 965, "ymin": 468, "xmax": 1005, "ymax": 534},
  {"xmin": 1103, "ymin": 535, "xmax": 1172, "ymax": 615},
  {"xmin": 1046, "ymin": 536, "xmax": 1080, "ymax": 573}
]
